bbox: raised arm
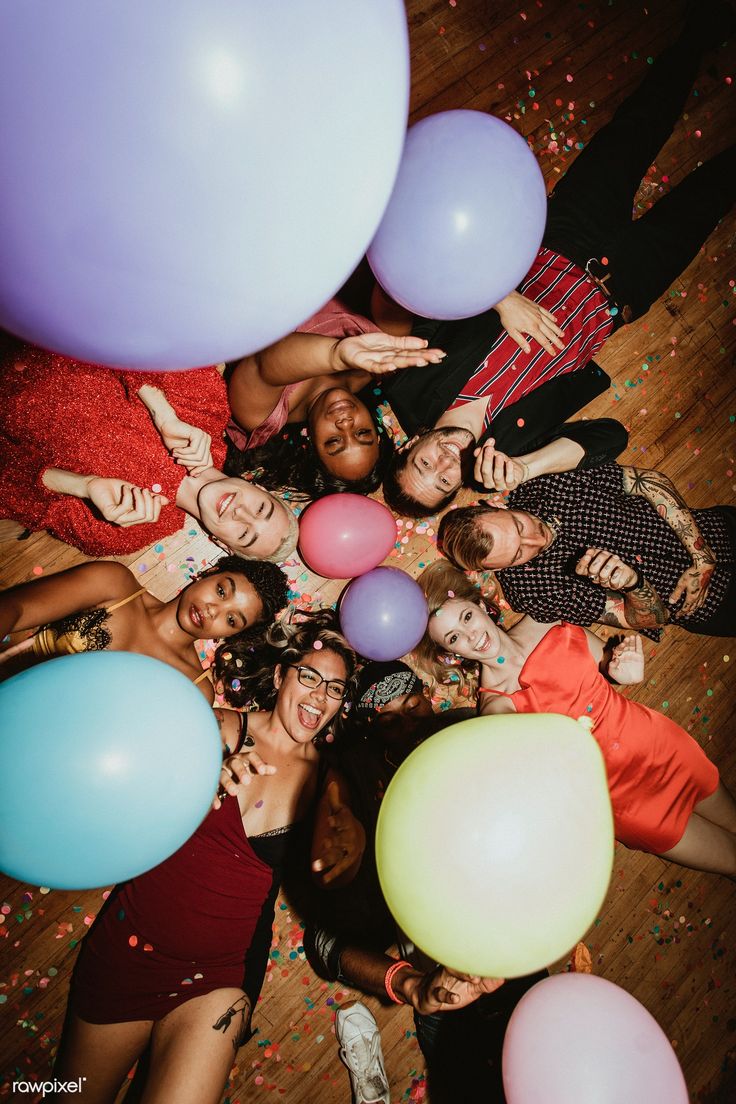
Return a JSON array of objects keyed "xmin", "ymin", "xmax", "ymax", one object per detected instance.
[
  {"xmin": 620, "ymin": 465, "xmax": 715, "ymax": 616},
  {"xmin": 136, "ymin": 384, "xmax": 215, "ymax": 476},
  {"xmin": 0, "ymin": 560, "xmax": 138, "ymax": 642},
  {"xmin": 228, "ymin": 331, "xmax": 446, "ymax": 431}
]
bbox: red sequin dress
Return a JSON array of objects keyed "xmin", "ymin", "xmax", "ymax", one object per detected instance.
[
  {"xmin": 487, "ymin": 623, "xmax": 719, "ymax": 852},
  {"xmin": 0, "ymin": 343, "xmax": 228, "ymax": 556},
  {"xmin": 69, "ymin": 796, "xmax": 276, "ymax": 1022}
]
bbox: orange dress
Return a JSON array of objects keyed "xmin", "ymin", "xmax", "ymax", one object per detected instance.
[{"xmin": 492, "ymin": 623, "xmax": 718, "ymax": 853}]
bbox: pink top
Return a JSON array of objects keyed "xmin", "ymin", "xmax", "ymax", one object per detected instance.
[{"xmin": 225, "ymin": 297, "xmax": 380, "ymax": 451}]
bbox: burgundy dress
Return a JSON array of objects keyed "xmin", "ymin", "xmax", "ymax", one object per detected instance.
[
  {"xmin": 69, "ymin": 796, "xmax": 277, "ymax": 1022},
  {"xmin": 0, "ymin": 342, "xmax": 228, "ymax": 556},
  {"xmin": 485, "ymin": 623, "xmax": 719, "ymax": 853}
]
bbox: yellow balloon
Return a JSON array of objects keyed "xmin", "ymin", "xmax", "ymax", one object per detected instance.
[{"xmin": 375, "ymin": 713, "xmax": 614, "ymax": 977}]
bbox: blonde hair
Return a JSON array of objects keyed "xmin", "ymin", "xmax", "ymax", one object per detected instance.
[
  {"xmin": 413, "ymin": 560, "xmax": 484, "ymax": 693},
  {"xmin": 241, "ymin": 489, "xmax": 299, "ymax": 564}
]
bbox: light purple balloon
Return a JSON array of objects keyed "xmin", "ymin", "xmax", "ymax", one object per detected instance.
[
  {"xmin": 503, "ymin": 973, "xmax": 689, "ymax": 1104},
  {"xmin": 368, "ymin": 110, "xmax": 546, "ymax": 319},
  {"xmin": 0, "ymin": 1, "xmax": 409, "ymax": 369},
  {"xmin": 340, "ymin": 568, "xmax": 429, "ymax": 662}
]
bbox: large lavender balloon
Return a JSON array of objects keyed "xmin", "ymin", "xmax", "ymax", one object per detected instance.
[{"xmin": 0, "ymin": 1, "xmax": 409, "ymax": 369}]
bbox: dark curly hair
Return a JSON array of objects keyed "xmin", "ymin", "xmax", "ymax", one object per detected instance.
[
  {"xmin": 224, "ymin": 418, "xmax": 394, "ymax": 502},
  {"xmin": 193, "ymin": 554, "xmax": 288, "ymax": 671},
  {"xmin": 214, "ymin": 609, "xmax": 358, "ymax": 743}
]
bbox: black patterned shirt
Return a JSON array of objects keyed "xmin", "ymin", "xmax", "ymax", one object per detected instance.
[{"xmin": 497, "ymin": 463, "xmax": 735, "ymax": 632}]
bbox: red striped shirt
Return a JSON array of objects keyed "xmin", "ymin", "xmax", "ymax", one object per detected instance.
[{"xmin": 449, "ymin": 248, "xmax": 614, "ymax": 430}]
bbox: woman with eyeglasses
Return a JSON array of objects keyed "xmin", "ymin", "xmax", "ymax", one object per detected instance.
[{"xmin": 54, "ymin": 612, "xmax": 364, "ymax": 1104}]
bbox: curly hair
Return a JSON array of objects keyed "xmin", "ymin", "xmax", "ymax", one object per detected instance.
[
  {"xmin": 224, "ymin": 419, "xmax": 394, "ymax": 502},
  {"xmin": 412, "ymin": 560, "xmax": 488, "ymax": 694},
  {"xmin": 382, "ymin": 443, "xmax": 456, "ymax": 518},
  {"xmin": 194, "ymin": 554, "xmax": 288, "ymax": 670},
  {"xmin": 214, "ymin": 609, "xmax": 358, "ymax": 743}
]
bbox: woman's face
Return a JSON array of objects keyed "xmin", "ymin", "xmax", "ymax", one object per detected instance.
[
  {"xmin": 428, "ymin": 598, "xmax": 502, "ymax": 662},
  {"xmin": 274, "ymin": 647, "xmax": 348, "ymax": 744},
  {"xmin": 177, "ymin": 571, "xmax": 263, "ymax": 639},
  {"xmin": 197, "ymin": 477, "xmax": 290, "ymax": 558},
  {"xmin": 308, "ymin": 388, "xmax": 379, "ymax": 482}
]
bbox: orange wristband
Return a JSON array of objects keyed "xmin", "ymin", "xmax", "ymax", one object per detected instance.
[{"xmin": 384, "ymin": 959, "xmax": 412, "ymax": 1004}]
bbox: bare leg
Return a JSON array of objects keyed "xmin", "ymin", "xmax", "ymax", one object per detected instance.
[
  {"xmin": 658, "ymin": 812, "xmax": 736, "ymax": 878},
  {"xmin": 142, "ymin": 988, "xmax": 250, "ymax": 1104},
  {"xmin": 53, "ymin": 1013, "xmax": 152, "ymax": 1103},
  {"xmin": 693, "ymin": 781, "xmax": 736, "ymax": 834}
]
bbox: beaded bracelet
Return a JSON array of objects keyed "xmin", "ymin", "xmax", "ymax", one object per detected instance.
[{"xmin": 384, "ymin": 959, "xmax": 413, "ymax": 1004}]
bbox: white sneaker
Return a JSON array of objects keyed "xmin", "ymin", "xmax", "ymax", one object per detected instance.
[{"xmin": 335, "ymin": 1001, "xmax": 391, "ymax": 1104}]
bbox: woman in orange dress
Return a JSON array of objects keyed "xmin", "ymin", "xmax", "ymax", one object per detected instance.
[{"xmin": 414, "ymin": 561, "xmax": 736, "ymax": 875}]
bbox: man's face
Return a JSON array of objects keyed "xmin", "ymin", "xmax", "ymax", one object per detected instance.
[
  {"xmin": 398, "ymin": 427, "xmax": 475, "ymax": 510},
  {"xmin": 472, "ymin": 509, "xmax": 553, "ymax": 570}
]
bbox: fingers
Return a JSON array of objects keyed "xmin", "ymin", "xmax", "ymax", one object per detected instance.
[
  {"xmin": 669, "ymin": 579, "xmax": 685, "ymax": 606},
  {"xmin": 575, "ymin": 548, "xmax": 633, "ymax": 589},
  {"xmin": 114, "ymin": 487, "xmax": 167, "ymax": 527},
  {"xmin": 473, "ymin": 441, "xmax": 521, "ymax": 490},
  {"xmin": 173, "ymin": 430, "xmax": 212, "ymax": 467},
  {"xmin": 508, "ymin": 328, "xmax": 532, "ymax": 355},
  {"xmin": 326, "ymin": 779, "xmax": 343, "ymax": 815}
]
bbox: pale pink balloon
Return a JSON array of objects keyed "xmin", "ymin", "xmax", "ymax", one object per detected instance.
[
  {"xmin": 503, "ymin": 973, "xmax": 688, "ymax": 1104},
  {"xmin": 298, "ymin": 494, "xmax": 397, "ymax": 579}
]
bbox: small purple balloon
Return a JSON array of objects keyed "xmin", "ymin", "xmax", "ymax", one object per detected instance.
[
  {"xmin": 368, "ymin": 109, "xmax": 546, "ymax": 319},
  {"xmin": 340, "ymin": 568, "xmax": 429, "ymax": 662}
]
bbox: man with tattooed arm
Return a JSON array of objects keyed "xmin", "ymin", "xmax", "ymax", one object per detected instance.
[{"xmin": 437, "ymin": 461, "xmax": 735, "ymax": 637}]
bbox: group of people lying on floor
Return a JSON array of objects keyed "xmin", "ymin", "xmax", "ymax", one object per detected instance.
[{"xmin": 0, "ymin": 11, "xmax": 735, "ymax": 1102}]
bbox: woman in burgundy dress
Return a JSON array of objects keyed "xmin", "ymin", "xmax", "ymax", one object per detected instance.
[{"xmin": 53, "ymin": 614, "xmax": 364, "ymax": 1104}]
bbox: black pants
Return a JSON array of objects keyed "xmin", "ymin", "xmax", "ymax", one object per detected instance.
[{"xmin": 544, "ymin": 22, "xmax": 735, "ymax": 322}]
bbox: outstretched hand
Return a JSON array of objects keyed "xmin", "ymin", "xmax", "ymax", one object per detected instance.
[
  {"xmin": 336, "ymin": 332, "xmax": 446, "ymax": 376},
  {"xmin": 495, "ymin": 290, "xmax": 566, "ymax": 357},
  {"xmin": 312, "ymin": 780, "xmax": 366, "ymax": 884},
  {"xmin": 212, "ymin": 748, "xmax": 277, "ymax": 810},
  {"xmin": 86, "ymin": 477, "xmax": 169, "ymax": 528}
]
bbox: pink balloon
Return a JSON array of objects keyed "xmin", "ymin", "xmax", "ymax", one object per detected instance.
[
  {"xmin": 503, "ymin": 974, "xmax": 688, "ymax": 1104},
  {"xmin": 298, "ymin": 494, "xmax": 397, "ymax": 579}
]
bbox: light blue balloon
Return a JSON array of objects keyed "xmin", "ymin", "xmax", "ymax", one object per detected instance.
[{"xmin": 0, "ymin": 652, "xmax": 221, "ymax": 889}]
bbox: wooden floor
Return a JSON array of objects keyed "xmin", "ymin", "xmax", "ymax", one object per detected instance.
[{"xmin": 2, "ymin": 1, "xmax": 735, "ymax": 1100}]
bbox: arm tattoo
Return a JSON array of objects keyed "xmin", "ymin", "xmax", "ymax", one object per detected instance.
[
  {"xmin": 624, "ymin": 578, "xmax": 669, "ymax": 627},
  {"xmin": 621, "ymin": 466, "xmax": 715, "ymax": 566},
  {"xmin": 601, "ymin": 580, "xmax": 669, "ymax": 629}
]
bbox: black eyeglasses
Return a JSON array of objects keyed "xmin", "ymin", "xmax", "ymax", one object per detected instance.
[{"xmin": 289, "ymin": 664, "xmax": 347, "ymax": 700}]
